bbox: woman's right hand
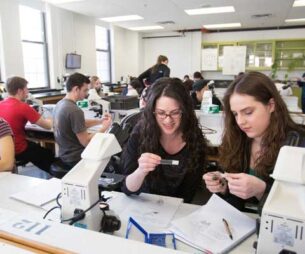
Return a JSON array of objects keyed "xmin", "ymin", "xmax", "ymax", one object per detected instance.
[
  {"xmin": 137, "ymin": 153, "xmax": 161, "ymax": 175},
  {"xmin": 202, "ymin": 171, "xmax": 227, "ymax": 194}
]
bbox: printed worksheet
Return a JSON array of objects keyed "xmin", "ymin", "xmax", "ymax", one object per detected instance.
[
  {"xmin": 170, "ymin": 194, "xmax": 256, "ymax": 253},
  {"xmin": 106, "ymin": 192, "xmax": 183, "ymax": 230}
]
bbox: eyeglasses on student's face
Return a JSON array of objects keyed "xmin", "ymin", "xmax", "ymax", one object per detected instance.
[{"xmin": 153, "ymin": 109, "xmax": 182, "ymax": 120}]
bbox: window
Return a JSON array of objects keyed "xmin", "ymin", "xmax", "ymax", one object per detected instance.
[
  {"xmin": 19, "ymin": 5, "xmax": 49, "ymax": 88},
  {"xmin": 95, "ymin": 26, "xmax": 111, "ymax": 82}
]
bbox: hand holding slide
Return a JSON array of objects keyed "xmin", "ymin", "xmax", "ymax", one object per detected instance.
[
  {"xmin": 225, "ymin": 172, "xmax": 266, "ymax": 200},
  {"xmin": 203, "ymin": 171, "xmax": 227, "ymax": 194}
]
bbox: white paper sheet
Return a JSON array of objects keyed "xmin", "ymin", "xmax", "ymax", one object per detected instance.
[
  {"xmin": 107, "ymin": 192, "xmax": 183, "ymax": 230},
  {"xmin": 10, "ymin": 178, "xmax": 61, "ymax": 208},
  {"xmin": 170, "ymin": 194, "xmax": 256, "ymax": 254}
]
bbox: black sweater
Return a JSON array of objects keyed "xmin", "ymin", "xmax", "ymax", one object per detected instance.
[
  {"xmin": 120, "ymin": 127, "xmax": 205, "ymax": 203},
  {"xmin": 220, "ymin": 129, "xmax": 305, "ymax": 213},
  {"xmin": 138, "ymin": 64, "xmax": 170, "ymax": 86}
]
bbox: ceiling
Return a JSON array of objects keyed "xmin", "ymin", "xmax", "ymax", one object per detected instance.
[{"xmin": 46, "ymin": 0, "xmax": 305, "ymax": 32}]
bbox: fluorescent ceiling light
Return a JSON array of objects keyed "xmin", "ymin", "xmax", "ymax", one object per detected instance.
[
  {"xmin": 43, "ymin": 0, "xmax": 85, "ymax": 3},
  {"xmin": 185, "ymin": 6, "xmax": 235, "ymax": 15},
  {"xmin": 293, "ymin": 0, "xmax": 305, "ymax": 7},
  {"xmin": 100, "ymin": 15, "xmax": 143, "ymax": 22},
  {"xmin": 129, "ymin": 26, "xmax": 164, "ymax": 31},
  {"xmin": 203, "ymin": 23, "xmax": 241, "ymax": 29},
  {"xmin": 285, "ymin": 18, "xmax": 305, "ymax": 22}
]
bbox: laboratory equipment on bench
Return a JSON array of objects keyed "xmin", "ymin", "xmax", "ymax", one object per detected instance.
[
  {"xmin": 89, "ymin": 98, "xmax": 111, "ymax": 115},
  {"xmin": 257, "ymin": 146, "xmax": 305, "ymax": 254},
  {"xmin": 61, "ymin": 133, "xmax": 121, "ymax": 232}
]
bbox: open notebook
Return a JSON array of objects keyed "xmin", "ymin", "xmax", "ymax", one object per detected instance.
[{"xmin": 170, "ymin": 194, "xmax": 256, "ymax": 254}]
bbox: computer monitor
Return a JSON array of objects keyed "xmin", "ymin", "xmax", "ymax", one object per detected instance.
[{"xmin": 65, "ymin": 53, "xmax": 81, "ymax": 69}]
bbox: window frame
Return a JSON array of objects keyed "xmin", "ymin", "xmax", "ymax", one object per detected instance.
[
  {"xmin": 20, "ymin": 6, "xmax": 50, "ymax": 89},
  {"xmin": 96, "ymin": 27, "xmax": 112, "ymax": 83}
]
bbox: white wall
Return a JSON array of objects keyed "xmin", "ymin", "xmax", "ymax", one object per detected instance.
[
  {"xmin": 111, "ymin": 25, "xmax": 141, "ymax": 83},
  {"xmin": 46, "ymin": 4, "xmax": 96, "ymax": 88},
  {"xmin": 0, "ymin": 0, "xmax": 141, "ymax": 87},
  {"xmin": 0, "ymin": 0, "xmax": 24, "ymax": 79},
  {"xmin": 141, "ymin": 28, "xmax": 305, "ymax": 81},
  {"xmin": 141, "ymin": 32, "xmax": 202, "ymax": 80},
  {"xmin": 1, "ymin": 0, "xmax": 304, "ymax": 87},
  {"xmin": 0, "ymin": 0, "xmax": 105, "ymax": 88}
]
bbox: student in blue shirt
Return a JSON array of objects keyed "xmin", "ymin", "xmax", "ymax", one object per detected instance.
[{"xmin": 203, "ymin": 71, "xmax": 305, "ymax": 211}]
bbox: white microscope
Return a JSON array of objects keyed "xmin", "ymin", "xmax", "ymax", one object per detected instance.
[
  {"xmin": 61, "ymin": 133, "xmax": 121, "ymax": 231},
  {"xmin": 257, "ymin": 146, "xmax": 305, "ymax": 253}
]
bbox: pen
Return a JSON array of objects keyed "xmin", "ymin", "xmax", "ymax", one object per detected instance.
[
  {"xmin": 222, "ymin": 218, "xmax": 233, "ymax": 240},
  {"xmin": 160, "ymin": 159, "xmax": 179, "ymax": 166}
]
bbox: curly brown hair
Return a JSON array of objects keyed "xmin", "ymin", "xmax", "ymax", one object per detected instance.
[
  {"xmin": 138, "ymin": 77, "xmax": 207, "ymax": 175},
  {"xmin": 220, "ymin": 71, "xmax": 300, "ymax": 179}
]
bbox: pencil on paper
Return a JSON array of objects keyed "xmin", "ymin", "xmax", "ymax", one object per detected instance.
[
  {"xmin": 160, "ymin": 159, "xmax": 179, "ymax": 166},
  {"xmin": 222, "ymin": 218, "xmax": 233, "ymax": 240}
]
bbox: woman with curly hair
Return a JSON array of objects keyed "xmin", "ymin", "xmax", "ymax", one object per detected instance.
[
  {"xmin": 203, "ymin": 71, "xmax": 305, "ymax": 211},
  {"xmin": 121, "ymin": 77, "xmax": 207, "ymax": 203}
]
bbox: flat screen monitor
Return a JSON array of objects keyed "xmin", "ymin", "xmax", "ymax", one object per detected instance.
[{"xmin": 65, "ymin": 53, "xmax": 81, "ymax": 69}]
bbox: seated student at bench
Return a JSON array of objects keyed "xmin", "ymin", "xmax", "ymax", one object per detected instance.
[
  {"xmin": 53, "ymin": 73, "xmax": 112, "ymax": 169},
  {"xmin": 121, "ymin": 78, "xmax": 207, "ymax": 203},
  {"xmin": 203, "ymin": 72, "xmax": 305, "ymax": 211},
  {"xmin": 88, "ymin": 75, "xmax": 103, "ymax": 100},
  {"xmin": 0, "ymin": 118, "xmax": 14, "ymax": 172},
  {"xmin": 191, "ymin": 79, "xmax": 222, "ymax": 110},
  {"xmin": 0, "ymin": 76, "xmax": 54, "ymax": 172}
]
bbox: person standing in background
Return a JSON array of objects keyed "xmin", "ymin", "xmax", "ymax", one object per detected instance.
[
  {"xmin": 138, "ymin": 55, "xmax": 170, "ymax": 88},
  {"xmin": 297, "ymin": 72, "xmax": 305, "ymax": 113}
]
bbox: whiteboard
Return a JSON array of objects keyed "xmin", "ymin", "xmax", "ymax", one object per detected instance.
[
  {"xmin": 201, "ymin": 48, "xmax": 218, "ymax": 71},
  {"xmin": 222, "ymin": 46, "xmax": 246, "ymax": 75}
]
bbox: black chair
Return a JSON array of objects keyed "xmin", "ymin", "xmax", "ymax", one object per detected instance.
[
  {"xmin": 120, "ymin": 111, "xmax": 142, "ymax": 132},
  {"xmin": 50, "ymin": 158, "xmax": 71, "ymax": 179}
]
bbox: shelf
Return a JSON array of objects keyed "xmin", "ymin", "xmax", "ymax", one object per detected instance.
[
  {"xmin": 276, "ymin": 47, "xmax": 305, "ymax": 50},
  {"xmin": 202, "ymin": 39, "xmax": 305, "ymax": 71}
]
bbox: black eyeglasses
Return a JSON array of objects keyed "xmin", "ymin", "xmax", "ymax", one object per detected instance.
[{"xmin": 153, "ymin": 110, "xmax": 182, "ymax": 120}]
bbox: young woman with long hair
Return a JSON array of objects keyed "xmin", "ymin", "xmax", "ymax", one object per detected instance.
[
  {"xmin": 137, "ymin": 55, "xmax": 170, "ymax": 88},
  {"xmin": 121, "ymin": 77, "xmax": 207, "ymax": 203},
  {"xmin": 203, "ymin": 71, "xmax": 305, "ymax": 211}
]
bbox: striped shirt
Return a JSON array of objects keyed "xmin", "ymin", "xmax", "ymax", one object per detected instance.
[{"xmin": 0, "ymin": 118, "xmax": 13, "ymax": 138}]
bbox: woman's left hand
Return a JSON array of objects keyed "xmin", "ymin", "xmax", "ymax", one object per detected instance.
[{"xmin": 225, "ymin": 173, "xmax": 266, "ymax": 200}]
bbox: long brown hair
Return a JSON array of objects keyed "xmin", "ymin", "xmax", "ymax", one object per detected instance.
[
  {"xmin": 220, "ymin": 71, "xmax": 299, "ymax": 179},
  {"xmin": 151, "ymin": 55, "xmax": 168, "ymax": 74},
  {"xmin": 139, "ymin": 77, "xmax": 207, "ymax": 174}
]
